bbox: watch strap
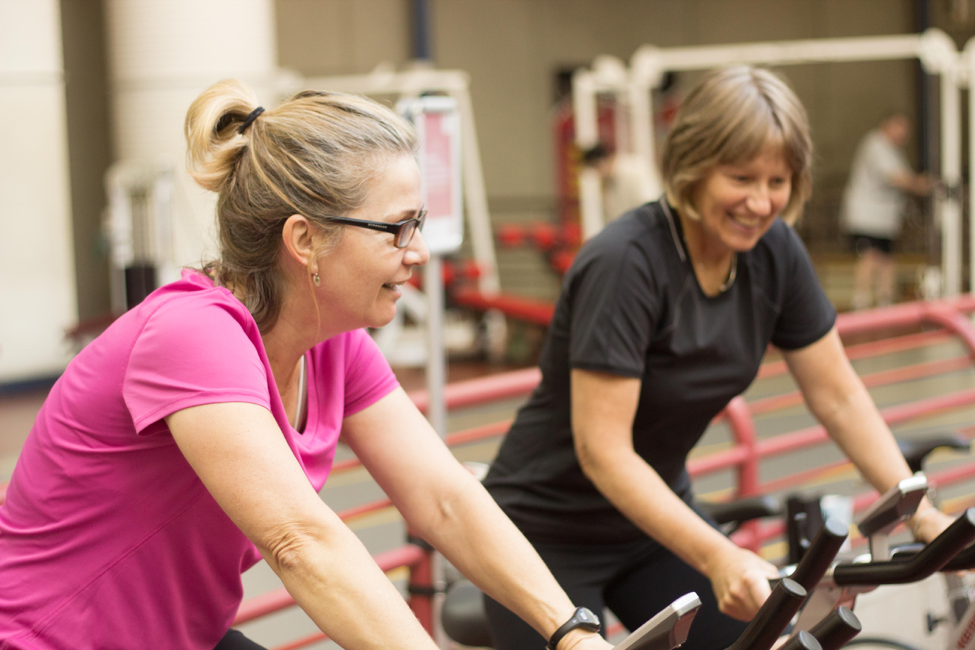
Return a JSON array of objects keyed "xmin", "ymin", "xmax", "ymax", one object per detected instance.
[{"xmin": 547, "ymin": 607, "xmax": 601, "ymax": 650}]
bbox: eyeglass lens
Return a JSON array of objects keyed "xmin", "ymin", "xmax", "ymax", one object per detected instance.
[{"xmin": 395, "ymin": 213, "xmax": 425, "ymax": 248}]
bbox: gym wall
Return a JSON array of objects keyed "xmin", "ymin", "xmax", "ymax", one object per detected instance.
[
  {"xmin": 4, "ymin": 0, "xmax": 972, "ymax": 382},
  {"xmin": 276, "ymin": 0, "xmax": 930, "ymax": 300}
]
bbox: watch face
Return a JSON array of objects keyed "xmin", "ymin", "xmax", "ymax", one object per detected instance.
[{"xmin": 577, "ymin": 607, "xmax": 600, "ymax": 626}]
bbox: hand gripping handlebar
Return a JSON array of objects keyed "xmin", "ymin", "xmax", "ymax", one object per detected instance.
[
  {"xmin": 833, "ymin": 508, "xmax": 975, "ymax": 586},
  {"xmin": 725, "ymin": 579, "xmax": 807, "ymax": 650}
]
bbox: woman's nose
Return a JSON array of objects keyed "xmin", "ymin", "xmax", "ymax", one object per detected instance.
[
  {"xmin": 405, "ymin": 229, "xmax": 430, "ymax": 266},
  {"xmin": 746, "ymin": 186, "xmax": 773, "ymax": 215}
]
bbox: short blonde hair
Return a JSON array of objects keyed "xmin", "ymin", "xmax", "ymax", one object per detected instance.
[
  {"xmin": 184, "ymin": 79, "xmax": 417, "ymax": 333},
  {"xmin": 661, "ymin": 66, "xmax": 812, "ymax": 225}
]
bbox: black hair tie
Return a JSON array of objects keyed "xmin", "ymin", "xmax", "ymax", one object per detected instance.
[{"xmin": 239, "ymin": 106, "xmax": 265, "ymax": 134}]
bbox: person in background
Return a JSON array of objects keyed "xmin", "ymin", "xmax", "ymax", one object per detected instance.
[
  {"xmin": 0, "ymin": 80, "xmax": 613, "ymax": 650},
  {"xmin": 582, "ymin": 143, "xmax": 660, "ymax": 225},
  {"xmin": 841, "ymin": 112, "xmax": 933, "ymax": 310},
  {"xmin": 483, "ymin": 67, "xmax": 954, "ymax": 650}
]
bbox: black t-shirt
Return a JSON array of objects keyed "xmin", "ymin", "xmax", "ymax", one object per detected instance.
[{"xmin": 484, "ymin": 200, "xmax": 837, "ymax": 544}]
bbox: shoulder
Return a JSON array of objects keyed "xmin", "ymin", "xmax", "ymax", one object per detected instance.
[
  {"xmin": 748, "ymin": 219, "xmax": 808, "ymax": 276},
  {"xmin": 143, "ymin": 271, "xmax": 255, "ymax": 329},
  {"xmin": 129, "ymin": 270, "xmax": 262, "ymax": 361},
  {"xmin": 573, "ymin": 203, "xmax": 671, "ymax": 273},
  {"xmin": 864, "ymin": 131, "xmax": 899, "ymax": 159}
]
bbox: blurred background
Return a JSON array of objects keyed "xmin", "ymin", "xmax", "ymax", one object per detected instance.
[
  {"xmin": 7, "ymin": 2, "xmax": 975, "ymax": 647},
  {"xmin": 5, "ymin": 0, "xmax": 975, "ymax": 387}
]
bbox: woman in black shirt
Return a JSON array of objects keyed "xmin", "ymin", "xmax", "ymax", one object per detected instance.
[{"xmin": 484, "ymin": 67, "xmax": 953, "ymax": 650}]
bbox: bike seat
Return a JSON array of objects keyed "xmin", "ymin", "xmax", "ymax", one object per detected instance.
[
  {"xmin": 442, "ymin": 580, "xmax": 494, "ymax": 648},
  {"xmin": 699, "ymin": 495, "xmax": 783, "ymax": 527},
  {"xmin": 898, "ymin": 435, "xmax": 970, "ymax": 474}
]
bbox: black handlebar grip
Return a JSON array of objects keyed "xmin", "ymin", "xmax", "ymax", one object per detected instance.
[
  {"xmin": 834, "ymin": 508, "xmax": 975, "ymax": 586},
  {"xmin": 789, "ymin": 518, "xmax": 848, "ymax": 591},
  {"xmin": 726, "ymin": 579, "xmax": 807, "ymax": 650},
  {"xmin": 776, "ymin": 631, "xmax": 822, "ymax": 650},
  {"xmin": 942, "ymin": 541, "xmax": 975, "ymax": 572},
  {"xmin": 806, "ymin": 607, "xmax": 861, "ymax": 650}
]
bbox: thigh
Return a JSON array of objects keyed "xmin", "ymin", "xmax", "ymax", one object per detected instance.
[
  {"xmin": 213, "ymin": 629, "xmax": 268, "ymax": 650},
  {"xmin": 604, "ymin": 545, "xmax": 747, "ymax": 650},
  {"xmin": 484, "ymin": 540, "xmax": 614, "ymax": 650},
  {"xmin": 484, "ymin": 587, "xmax": 604, "ymax": 650}
]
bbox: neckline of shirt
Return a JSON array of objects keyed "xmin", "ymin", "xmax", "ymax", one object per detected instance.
[{"xmin": 659, "ymin": 200, "xmax": 738, "ymax": 295}]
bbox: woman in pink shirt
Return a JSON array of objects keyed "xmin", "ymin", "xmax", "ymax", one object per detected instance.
[{"xmin": 0, "ymin": 81, "xmax": 612, "ymax": 650}]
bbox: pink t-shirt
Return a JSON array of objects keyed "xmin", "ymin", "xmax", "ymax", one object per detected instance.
[{"xmin": 0, "ymin": 270, "xmax": 399, "ymax": 649}]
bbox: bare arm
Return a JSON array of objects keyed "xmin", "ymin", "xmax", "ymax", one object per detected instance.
[
  {"xmin": 889, "ymin": 170, "xmax": 932, "ymax": 196},
  {"xmin": 570, "ymin": 369, "xmax": 777, "ymax": 621},
  {"xmin": 783, "ymin": 327, "xmax": 953, "ymax": 541},
  {"xmin": 166, "ymin": 402, "xmax": 439, "ymax": 650},
  {"xmin": 341, "ymin": 388, "xmax": 610, "ymax": 650}
]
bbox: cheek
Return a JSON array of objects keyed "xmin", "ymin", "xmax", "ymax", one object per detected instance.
[{"xmin": 771, "ymin": 187, "xmax": 792, "ymax": 213}]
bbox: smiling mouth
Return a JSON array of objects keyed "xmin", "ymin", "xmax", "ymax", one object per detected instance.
[
  {"xmin": 382, "ymin": 281, "xmax": 405, "ymax": 290},
  {"xmin": 729, "ymin": 213, "xmax": 766, "ymax": 230}
]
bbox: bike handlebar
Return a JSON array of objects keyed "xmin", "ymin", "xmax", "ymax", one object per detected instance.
[
  {"xmin": 833, "ymin": 508, "xmax": 975, "ymax": 586},
  {"xmin": 726, "ymin": 579, "xmax": 807, "ymax": 650},
  {"xmin": 789, "ymin": 518, "xmax": 849, "ymax": 591},
  {"xmin": 777, "ymin": 631, "xmax": 822, "ymax": 650},
  {"xmin": 941, "ymin": 538, "xmax": 975, "ymax": 571},
  {"xmin": 806, "ymin": 607, "xmax": 861, "ymax": 650}
]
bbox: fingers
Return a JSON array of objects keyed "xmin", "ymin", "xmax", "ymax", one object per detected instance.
[
  {"xmin": 713, "ymin": 553, "xmax": 776, "ymax": 621},
  {"xmin": 719, "ymin": 571, "xmax": 772, "ymax": 620}
]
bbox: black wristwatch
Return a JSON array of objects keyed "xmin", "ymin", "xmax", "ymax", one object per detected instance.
[{"xmin": 547, "ymin": 607, "xmax": 601, "ymax": 650}]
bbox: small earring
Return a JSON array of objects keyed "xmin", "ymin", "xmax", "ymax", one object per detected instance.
[{"xmin": 312, "ymin": 272, "xmax": 320, "ymax": 287}]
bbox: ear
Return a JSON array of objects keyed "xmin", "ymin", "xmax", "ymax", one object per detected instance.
[{"xmin": 281, "ymin": 214, "xmax": 317, "ymax": 271}]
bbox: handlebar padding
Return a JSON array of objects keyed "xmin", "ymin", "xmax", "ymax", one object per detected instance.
[
  {"xmin": 806, "ymin": 607, "xmax": 861, "ymax": 650},
  {"xmin": 789, "ymin": 518, "xmax": 848, "ymax": 591},
  {"xmin": 834, "ymin": 508, "xmax": 975, "ymax": 586},
  {"xmin": 726, "ymin": 579, "xmax": 807, "ymax": 650}
]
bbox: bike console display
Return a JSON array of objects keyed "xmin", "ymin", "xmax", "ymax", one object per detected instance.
[{"xmin": 612, "ymin": 592, "xmax": 701, "ymax": 650}]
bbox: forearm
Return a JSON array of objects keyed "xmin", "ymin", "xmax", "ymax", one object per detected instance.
[
  {"xmin": 264, "ymin": 517, "xmax": 437, "ymax": 650},
  {"xmin": 410, "ymin": 476, "xmax": 577, "ymax": 641},
  {"xmin": 815, "ymin": 386, "xmax": 948, "ymax": 537},
  {"xmin": 813, "ymin": 383, "xmax": 913, "ymax": 494},
  {"xmin": 787, "ymin": 331, "xmax": 914, "ymax": 494}
]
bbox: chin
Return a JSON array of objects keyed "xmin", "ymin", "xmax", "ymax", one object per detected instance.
[
  {"xmin": 732, "ymin": 237, "xmax": 763, "ymax": 253},
  {"xmin": 368, "ymin": 308, "xmax": 398, "ymax": 330}
]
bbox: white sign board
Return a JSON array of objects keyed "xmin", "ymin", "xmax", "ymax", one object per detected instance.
[{"xmin": 398, "ymin": 96, "xmax": 464, "ymax": 255}]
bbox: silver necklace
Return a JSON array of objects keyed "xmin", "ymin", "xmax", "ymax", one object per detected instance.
[{"xmin": 719, "ymin": 253, "xmax": 738, "ymax": 292}]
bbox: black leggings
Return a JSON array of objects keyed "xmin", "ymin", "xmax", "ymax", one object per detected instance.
[
  {"xmin": 214, "ymin": 629, "xmax": 267, "ymax": 650},
  {"xmin": 483, "ymin": 536, "xmax": 747, "ymax": 650}
]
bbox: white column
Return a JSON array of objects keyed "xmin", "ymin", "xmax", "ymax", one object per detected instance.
[
  {"xmin": 967, "ymin": 39, "xmax": 975, "ymax": 297},
  {"xmin": 0, "ymin": 0, "xmax": 77, "ymax": 382},
  {"xmin": 940, "ymin": 65, "xmax": 963, "ymax": 296},
  {"xmin": 103, "ymin": 0, "xmax": 279, "ymax": 269}
]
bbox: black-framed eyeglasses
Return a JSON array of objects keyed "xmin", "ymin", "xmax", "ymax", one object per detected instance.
[{"xmin": 323, "ymin": 209, "xmax": 427, "ymax": 248}]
